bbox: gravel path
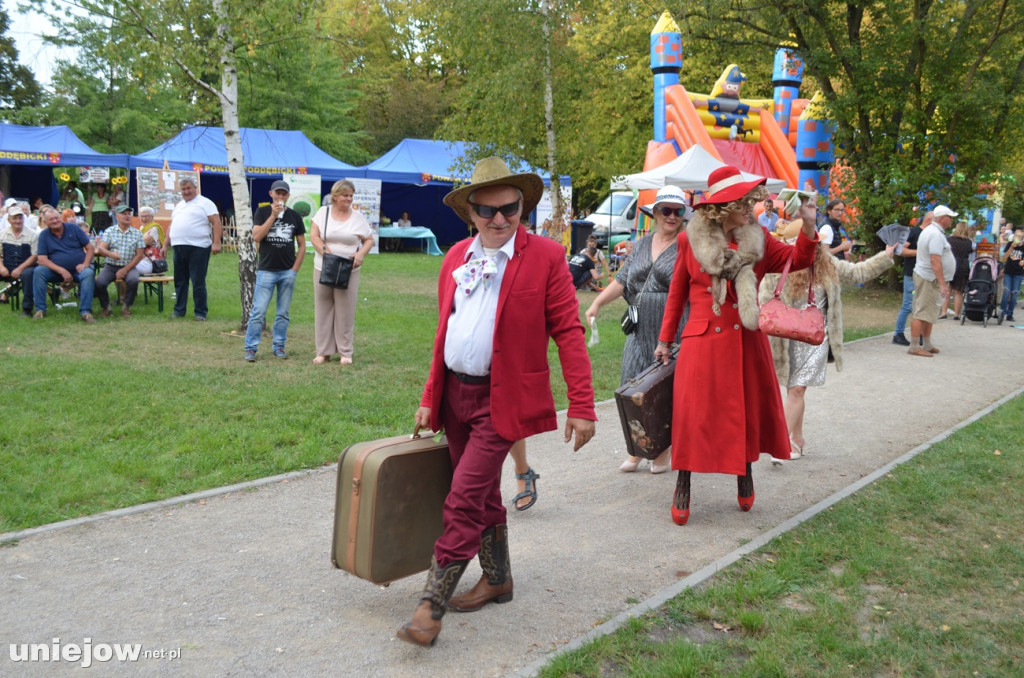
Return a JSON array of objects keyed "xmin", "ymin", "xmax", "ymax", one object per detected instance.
[{"xmin": 2, "ymin": 320, "xmax": 1022, "ymax": 677}]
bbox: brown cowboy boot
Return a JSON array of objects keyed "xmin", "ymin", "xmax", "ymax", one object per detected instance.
[
  {"xmin": 449, "ymin": 524, "xmax": 514, "ymax": 612},
  {"xmin": 396, "ymin": 557, "xmax": 468, "ymax": 647}
]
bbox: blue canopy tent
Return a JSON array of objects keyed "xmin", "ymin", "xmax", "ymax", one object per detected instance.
[
  {"xmin": 127, "ymin": 126, "xmax": 364, "ymax": 214},
  {"xmin": 0, "ymin": 123, "xmax": 129, "ymax": 205},
  {"xmin": 361, "ymin": 139, "xmax": 570, "ymax": 246}
]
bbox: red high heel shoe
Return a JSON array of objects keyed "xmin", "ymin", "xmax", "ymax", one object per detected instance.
[
  {"xmin": 671, "ymin": 471, "xmax": 691, "ymax": 525},
  {"xmin": 737, "ymin": 463, "xmax": 754, "ymax": 512}
]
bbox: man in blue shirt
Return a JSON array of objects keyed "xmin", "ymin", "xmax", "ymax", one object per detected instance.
[
  {"xmin": 32, "ymin": 205, "xmax": 97, "ymax": 322},
  {"xmin": 758, "ymin": 200, "xmax": 779, "ymax": 232}
]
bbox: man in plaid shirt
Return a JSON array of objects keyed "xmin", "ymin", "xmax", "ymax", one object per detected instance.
[{"xmin": 95, "ymin": 205, "xmax": 146, "ymax": 317}]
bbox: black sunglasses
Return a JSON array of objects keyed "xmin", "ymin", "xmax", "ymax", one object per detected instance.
[
  {"xmin": 657, "ymin": 206, "xmax": 686, "ymax": 218},
  {"xmin": 469, "ymin": 200, "xmax": 521, "ymax": 219}
]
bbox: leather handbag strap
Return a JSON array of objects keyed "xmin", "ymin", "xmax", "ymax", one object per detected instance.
[
  {"xmin": 772, "ymin": 254, "xmax": 817, "ymax": 306},
  {"xmin": 630, "ymin": 249, "xmax": 657, "ymax": 305},
  {"xmin": 320, "ymin": 206, "xmax": 330, "ymax": 243}
]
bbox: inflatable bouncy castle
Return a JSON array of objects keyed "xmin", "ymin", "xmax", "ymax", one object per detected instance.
[{"xmin": 640, "ymin": 11, "xmax": 836, "ymax": 212}]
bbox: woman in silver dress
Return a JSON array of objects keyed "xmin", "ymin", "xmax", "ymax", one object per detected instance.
[
  {"xmin": 585, "ymin": 185, "xmax": 689, "ymax": 474},
  {"xmin": 760, "ymin": 219, "xmax": 895, "ymax": 460}
]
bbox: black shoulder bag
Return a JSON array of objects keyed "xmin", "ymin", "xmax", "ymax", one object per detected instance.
[
  {"xmin": 318, "ymin": 207, "xmax": 355, "ymax": 289},
  {"xmin": 621, "ymin": 262, "xmax": 655, "ymax": 335}
]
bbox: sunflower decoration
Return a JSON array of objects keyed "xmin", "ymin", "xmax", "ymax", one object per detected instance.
[
  {"xmin": 59, "ymin": 172, "xmax": 71, "ymax": 182},
  {"xmin": 111, "ymin": 175, "xmax": 129, "ymax": 186}
]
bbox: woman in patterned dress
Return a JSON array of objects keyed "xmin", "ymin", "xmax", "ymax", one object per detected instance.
[{"xmin": 585, "ymin": 185, "xmax": 690, "ymax": 474}]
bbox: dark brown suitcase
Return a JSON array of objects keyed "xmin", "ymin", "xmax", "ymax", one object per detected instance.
[
  {"xmin": 331, "ymin": 433, "xmax": 452, "ymax": 585},
  {"xmin": 614, "ymin": 348, "xmax": 677, "ymax": 460}
]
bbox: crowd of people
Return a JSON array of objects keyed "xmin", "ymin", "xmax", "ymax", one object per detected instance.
[
  {"xmin": 0, "ymin": 180, "xmax": 184, "ymax": 322},
  {"xmin": 6, "ymin": 162, "xmax": 1023, "ymax": 652}
]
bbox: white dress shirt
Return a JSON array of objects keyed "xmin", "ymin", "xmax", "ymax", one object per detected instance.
[{"xmin": 444, "ymin": 235, "xmax": 516, "ymax": 376}]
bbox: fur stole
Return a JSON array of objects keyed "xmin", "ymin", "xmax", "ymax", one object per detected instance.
[{"xmin": 686, "ymin": 213, "xmax": 765, "ymax": 330}]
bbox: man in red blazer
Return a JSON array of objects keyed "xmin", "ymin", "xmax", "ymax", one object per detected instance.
[{"xmin": 398, "ymin": 157, "xmax": 597, "ymax": 647}]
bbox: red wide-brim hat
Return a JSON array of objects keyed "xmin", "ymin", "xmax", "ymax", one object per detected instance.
[{"xmin": 696, "ymin": 165, "xmax": 767, "ymax": 205}]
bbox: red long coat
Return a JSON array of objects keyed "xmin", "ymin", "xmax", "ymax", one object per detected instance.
[{"xmin": 658, "ymin": 227, "xmax": 818, "ymax": 475}]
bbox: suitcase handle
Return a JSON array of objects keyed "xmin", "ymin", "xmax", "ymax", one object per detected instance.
[{"xmin": 411, "ymin": 430, "xmax": 445, "ymax": 442}]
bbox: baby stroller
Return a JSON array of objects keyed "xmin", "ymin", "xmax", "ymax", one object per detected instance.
[{"xmin": 961, "ymin": 254, "xmax": 999, "ymax": 326}]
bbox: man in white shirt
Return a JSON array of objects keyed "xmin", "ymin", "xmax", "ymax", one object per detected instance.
[
  {"xmin": 0, "ymin": 204, "xmax": 39, "ymax": 316},
  {"xmin": 164, "ymin": 178, "xmax": 222, "ymax": 320},
  {"xmin": 909, "ymin": 204, "xmax": 956, "ymax": 357}
]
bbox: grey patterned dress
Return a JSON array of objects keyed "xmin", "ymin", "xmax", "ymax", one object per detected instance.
[{"xmin": 615, "ymin": 235, "xmax": 682, "ymax": 384}]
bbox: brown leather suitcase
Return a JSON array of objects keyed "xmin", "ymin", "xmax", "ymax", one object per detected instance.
[
  {"xmin": 331, "ymin": 433, "xmax": 452, "ymax": 585},
  {"xmin": 614, "ymin": 348, "xmax": 677, "ymax": 460}
]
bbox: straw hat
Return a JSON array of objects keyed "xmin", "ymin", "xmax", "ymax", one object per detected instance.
[
  {"xmin": 443, "ymin": 157, "xmax": 544, "ymax": 225},
  {"xmin": 777, "ymin": 218, "xmax": 804, "ymax": 243},
  {"xmin": 696, "ymin": 165, "xmax": 766, "ymax": 205}
]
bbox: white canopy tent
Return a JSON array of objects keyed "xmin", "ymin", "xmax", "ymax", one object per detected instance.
[{"xmin": 610, "ymin": 145, "xmax": 787, "ymax": 195}]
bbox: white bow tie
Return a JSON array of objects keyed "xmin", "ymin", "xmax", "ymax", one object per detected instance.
[{"xmin": 453, "ymin": 256, "xmax": 497, "ymax": 297}]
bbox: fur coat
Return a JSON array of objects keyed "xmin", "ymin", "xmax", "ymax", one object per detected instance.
[
  {"xmin": 684, "ymin": 211, "xmax": 765, "ymax": 331},
  {"xmin": 759, "ymin": 245, "xmax": 895, "ymax": 385}
]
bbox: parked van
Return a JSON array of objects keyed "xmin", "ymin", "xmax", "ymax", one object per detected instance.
[{"xmin": 588, "ymin": 191, "xmax": 638, "ymax": 247}]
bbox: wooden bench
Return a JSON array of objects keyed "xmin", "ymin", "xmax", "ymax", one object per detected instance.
[{"xmin": 139, "ymin": 276, "xmax": 174, "ymax": 312}]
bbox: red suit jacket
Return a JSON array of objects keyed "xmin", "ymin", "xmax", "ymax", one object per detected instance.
[{"xmin": 420, "ymin": 226, "xmax": 597, "ymax": 441}]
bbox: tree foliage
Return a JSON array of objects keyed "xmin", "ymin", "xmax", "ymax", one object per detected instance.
[
  {"xmin": 16, "ymin": 43, "xmax": 196, "ymax": 152},
  {"xmin": 0, "ymin": 7, "xmax": 43, "ymax": 116},
  {"xmin": 319, "ymin": 0, "xmax": 452, "ymax": 159},
  {"xmin": 685, "ymin": 0, "xmax": 1024, "ymax": 230},
  {"xmin": 235, "ymin": 23, "xmax": 372, "ymax": 164},
  {"xmin": 8, "ymin": 0, "xmax": 1024, "ymax": 232}
]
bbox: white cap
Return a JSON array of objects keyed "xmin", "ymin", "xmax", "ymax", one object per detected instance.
[
  {"xmin": 6, "ymin": 203, "xmax": 24, "ymax": 216},
  {"xmin": 652, "ymin": 185, "xmax": 687, "ymax": 209},
  {"xmin": 933, "ymin": 205, "xmax": 958, "ymax": 219},
  {"xmin": 3, "ymin": 197, "xmax": 16, "ymax": 208}
]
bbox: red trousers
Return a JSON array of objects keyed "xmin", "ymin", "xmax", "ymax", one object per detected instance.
[{"xmin": 434, "ymin": 372, "xmax": 514, "ymax": 567}]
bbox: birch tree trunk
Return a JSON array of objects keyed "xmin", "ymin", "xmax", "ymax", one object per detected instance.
[
  {"xmin": 541, "ymin": 0, "xmax": 566, "ymax": 249},
  {"xmin": 212, "ymin": 0, "xmax": 256, "ymax": 329}
]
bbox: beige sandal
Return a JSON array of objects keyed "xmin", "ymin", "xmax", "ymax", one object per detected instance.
[
  {"xmin": 789, "ymin": 438, "xmax": 803, "ymax": 459},
  {"xmin": 313, "ymin": 355, "xmax": 329, "ymax": 365}
]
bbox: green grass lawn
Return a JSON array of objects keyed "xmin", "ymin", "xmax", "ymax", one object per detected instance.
[
  {"xmin": 0, "ymin": 252, "xmax": 630, "ymax": 531},
  {"xmin": 539, "ymin": 395, "xmax": 1024, "ymax": 677}
]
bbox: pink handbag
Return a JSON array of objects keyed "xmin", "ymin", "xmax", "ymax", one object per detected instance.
[{"xmin": 758, "ymin": 255, "xmax": 826, "ymax": 345}]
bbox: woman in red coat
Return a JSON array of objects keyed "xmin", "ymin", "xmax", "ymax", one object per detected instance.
[{"xmin": 654, "ymin": 166, "xmax": 820, "ymax": 525}]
